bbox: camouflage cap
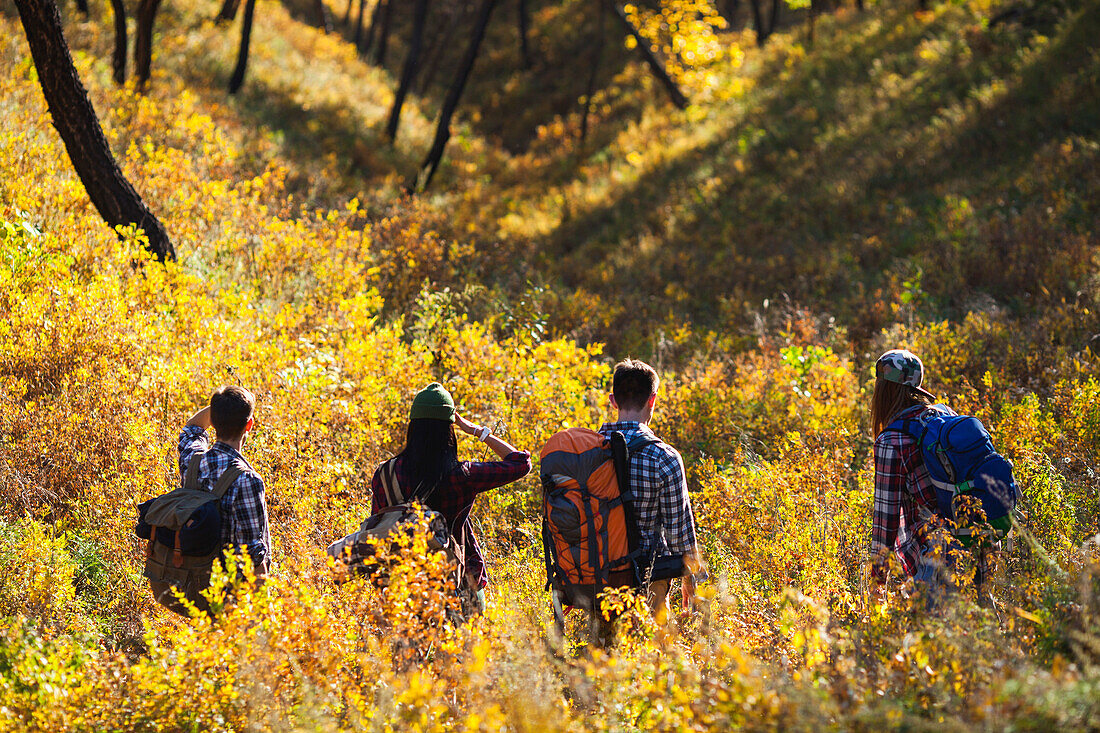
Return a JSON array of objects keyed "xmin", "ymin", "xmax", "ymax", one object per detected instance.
[{"xmin": 875, "ymin": 349, "xmax": 936, "ymax": 399}]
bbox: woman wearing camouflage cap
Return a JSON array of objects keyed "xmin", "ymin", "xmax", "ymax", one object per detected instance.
[{"xmin": 868, "ymin": 349, "xmax": 955, "ymax": 596}]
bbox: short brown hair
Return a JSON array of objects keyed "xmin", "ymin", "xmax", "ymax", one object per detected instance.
[
  {"xmin": 612, "ymin": 358, "xmax": 659, "ymax": 411},
  {"xmin": 210, "ymin": 385, "xmax": 255, "ymax": 439}
]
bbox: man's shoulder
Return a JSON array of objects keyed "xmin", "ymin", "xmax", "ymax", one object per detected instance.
[
  {"xmin": 599, "ymin": 423, "xmax": 682, "ymax": 460},
  {"xmin": 207, "ymin": 446, "xmax": 264, "ymax": 490},
  {"xmin": 630, "ymin": 433, "xmax": 683, "ymax": 473},
  {"xmin": 629, "ymin": 431, "xmax": 676, "ymax": 454}
]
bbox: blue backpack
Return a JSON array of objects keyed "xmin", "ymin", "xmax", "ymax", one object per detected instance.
[{"xmin": 887, "ymin": 406, "xmax": 1018, "ymax": 546}]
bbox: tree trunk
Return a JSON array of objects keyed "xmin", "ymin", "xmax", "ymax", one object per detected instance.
[
  {"xmin": 108, "ymin": 0, "xmax": 126, "ymax": 84},
  {"xmin": 354, "ymin": 0, "xmax": 368, "ymax": 47},
  {"xmin": 314, "ymin": 0, "xmax": 332, "ymax": 32},
  {"xmin": 343, "ymin": 0, "xmax": 354, "ymax": 26},
  {"xmin": 409, "ymin": 0, "xmax": 499, "ymax": 192},
  {"xmin": 609, "ymin": 1, "xmax": 687, "ymax": 109},
  {"xmin": 228, "ymin": 0, "xmax": 257, "ymax": 93},
  {"xmin": 855, "ymin": 0, "xmax": 864, "ymax": 10},
  {"xmin": 74, "ymin": 0, "xmax": 88, "ymax": 14},
  {"xmin": 217, "ymin": 0, "xmax": 241, "ymax": 23},
  {"xmin": 372, "ymin": 0, "xmax": 393, "ymax": 66},
  {"xmin": 579, "ymin": 0, "xmax": 605, "ymax": 142},
  {"xmin": 361, "ymin": 0, "xmax": 382, "ymax": 53},
  {"xmin": 12, "ymin": 0, "xmax": 174, "ymax": 261},
  {"xmin": 748, "ymin": 0, "xmax": 765, "ymax": 43},
  {"xmin": 517, "ymin": 0, "xmax": 532, "ymax": 68},
  {"xmin": 718, "ymin": 0, "xmax": 741, "ymax": 27},
  {"xmin": 809, "ymin": 0, "xmax": 823, "ymax": 44},
  {"xmin": 386, "ymin": 0, "xmax": 429, "ymax": 142},
  {"xmin": 134, "ymin": 0, "xmax": 162, "ymax": 88},
  {"xmin": 768, "ymin": 0, "xmax": 781, "ymax": 36}
]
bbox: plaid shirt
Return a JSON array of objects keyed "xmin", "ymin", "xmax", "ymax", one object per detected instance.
[
  {"xmin": 598, "ymin": 421, "xmax": 698, "ymax": 557},
  {"xmin": 178, "ymin": 425, "xmax": 271, "ymax": 569},
  {"xmin": 870, "ymin": 404, "xmax": 949, "ymax": 579},
  {"xmin": 371, "ymin": 450, "xmax": 532, "ymax": 589}
]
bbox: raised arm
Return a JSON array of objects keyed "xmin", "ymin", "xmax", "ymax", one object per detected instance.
[
  {"xmin": 186, "ymin": 405, "xmax": 213, "ymax": 429},
  {"xmin": 178, "ymin": 404, "xmax": 213, "ymax": 476},
  {"xmin": 455, "ymin": 412, "xmax": 522, "ymax": 460},
  {"xmin": 453, "ymin": 412, "xmax": 531, "ymax": 493}
]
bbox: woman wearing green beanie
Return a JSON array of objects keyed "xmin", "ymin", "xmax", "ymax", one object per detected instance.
[{"xmin": 370, "ymin": 382, "xmax": 531, "ymax": 613}]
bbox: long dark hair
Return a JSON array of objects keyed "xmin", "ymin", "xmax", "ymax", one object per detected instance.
[
  {"xmin": 870, "ymin": 377, "xmax": 932, "ymax": 437},
  {"xmin": 398, "ymin": 418, "xmax": 459, "ymax": 500}
]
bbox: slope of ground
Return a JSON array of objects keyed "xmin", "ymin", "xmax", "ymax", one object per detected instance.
[{"xmin": 454, "ymin": 1, "xmax": 1100, "ymax": 351}]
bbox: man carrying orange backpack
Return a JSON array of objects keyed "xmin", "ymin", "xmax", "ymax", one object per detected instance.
[
  {"xmin": 599, "ymin": 358, "xmax": 702, "ymax": 618},
  {"xmin": 540, "ymin": 359, "xmax": 702, "ymax": 635}
]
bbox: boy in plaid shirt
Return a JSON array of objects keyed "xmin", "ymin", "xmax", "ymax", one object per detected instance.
[
  {"xmin": 178, "ymin": 385, "xmax": 270, "ymax": 575},
  {"xmin": 599, "ymin": 359, "xmax": 702, "ymax": 619}
]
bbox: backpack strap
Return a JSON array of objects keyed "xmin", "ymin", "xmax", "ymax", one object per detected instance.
[
  {"xmin": 173, "ymin": 529, "xmax": 184, "ymax": 568},
  {"xmin": 212, "ymin": 461, "xmax": 245, "ymax": 499},
  {"xmin": 883, "ymin": 417, "xmax": 922, "ymax": 439},
  {"xmin": 184, "ymin": 453, "xmax": 204, "ymax": 490},
  {"xmin": 183, "ymin": 452, "xmax": 244, "ymax": 498},
  {"xmin": 379, "ymin": 458, "xmax": 406, "ymax": 507},
  {"xmin": 884, "ymin": 404, "xmax": 954, "ymax": 437},
  {"xmin": 625, "ymin": 433, "xmax": 662, "ymax": 454},
  {"xmin": 541, "ymin": 516, "xmax": 557, "ymax": 592},
  {"xmin": 609, "ymin": 432, "xmax": 641, "ymax": 557}
]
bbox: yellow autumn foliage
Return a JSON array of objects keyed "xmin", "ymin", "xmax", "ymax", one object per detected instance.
[{"xmin": 0, "ymin": 0, "xmax": 1099, "ymax": 730}]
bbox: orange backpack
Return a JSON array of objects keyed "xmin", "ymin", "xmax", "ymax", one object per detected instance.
[{"xmin": 539, "ymin": 428, "xmax": 658, "ymax": 623}]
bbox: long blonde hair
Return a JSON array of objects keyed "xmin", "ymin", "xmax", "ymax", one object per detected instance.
[{"xmin": 870, "ymin": 377, "xmax": 932, "ymax": 436}]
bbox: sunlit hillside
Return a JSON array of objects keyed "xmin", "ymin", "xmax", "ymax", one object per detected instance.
[{"xmin": 1, "ymin": 0, "xmax": 1099, "ymax": 729}]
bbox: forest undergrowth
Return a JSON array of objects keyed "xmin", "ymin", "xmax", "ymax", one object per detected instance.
[{"xmin": 1, "ymin": 0, "xmax": 1099, "ymax": 729}]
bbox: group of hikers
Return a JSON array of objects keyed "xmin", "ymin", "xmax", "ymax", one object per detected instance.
[{"xmin": 139, "ymin": 349, "xmax": 1017, "ymax": 628}]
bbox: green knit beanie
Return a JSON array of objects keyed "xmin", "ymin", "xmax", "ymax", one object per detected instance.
[{"xmin": 409, "ymin": 382, "xmax": 455, "ymax": 422}]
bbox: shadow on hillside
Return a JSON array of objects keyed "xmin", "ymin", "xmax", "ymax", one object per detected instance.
[
  {"xmin": 539, "ymin": 2, "xmax": 1100, "ymax": 343},
  {"xmin": 544, "ymin": 8, "xmax": 943, "ymax": 287},
  {"xmin": 310, "ymin": 0, "xmax": 640, "ymax": 154},
  {"xmin": 937, "ymin": 2, "xmax": 1100, "ymax": 181},
  {"xmin": 175, "ymin": 47, "xmax": 421, "ymax": 203}
]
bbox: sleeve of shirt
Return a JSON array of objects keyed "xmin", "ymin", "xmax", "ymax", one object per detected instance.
[
  {"xmin": 227, "ymin": 473, "xmax": 269, "ymax": 569},
  {"xmin": 657, "ymin": 447, "xmax": 698, "ymax": 555},
  {"xmin": 178, "ymin": 425, "xmax": 210, "ymax": 478},
  {"xmin": 458, "ymin": 451, "xmax": 533, "ymax": 496},
  {"xmin": 871, "ymin": 435, "xmax": 904, "ymax": 580}
]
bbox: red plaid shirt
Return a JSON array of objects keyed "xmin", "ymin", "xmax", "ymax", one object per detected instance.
[
  {"xmin": 371, "ymin": 450, "xmax": 531, "ymax": 589},
  {"xmin": 871, "ymin": 405, "xmax": 947, "ymax": 580}
]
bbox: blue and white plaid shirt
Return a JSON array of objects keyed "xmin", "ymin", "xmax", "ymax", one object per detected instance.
[
  {"xmin": 598, "ymin": 421, "xmax": 698, "ymax": 557},
  {"xmin": 178, "ymin": 425, "xmax": 270, "ymax": 569}
]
